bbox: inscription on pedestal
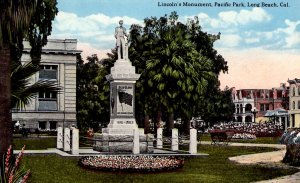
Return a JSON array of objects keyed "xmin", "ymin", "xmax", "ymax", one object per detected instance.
[
  {"xmin": 117, "ymin": 84, "xmax": 134, "ymax": 116},
  {"xmin": 117, "ymin": 121, "xmax": 134, "ymax": 124}
]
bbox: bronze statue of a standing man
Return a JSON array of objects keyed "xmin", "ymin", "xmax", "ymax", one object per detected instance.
[{"xmin": 115, "ymin": 20, "xmax": 128, "ymax": 60}]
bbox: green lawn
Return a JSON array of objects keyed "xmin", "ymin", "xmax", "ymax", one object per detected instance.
[
  {"xmin": 13, "ymin": 137, "xmax": 57, "ymax": 150},
  {"xmin": 20, "ymin": 145, "xmax": 298, "ymax": 183},
  {"xmin": 13, "ymin": 137, "xmax": 94, "ymax": 150}
]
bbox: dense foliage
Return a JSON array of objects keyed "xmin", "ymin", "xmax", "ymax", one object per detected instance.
[
  {"xmin": 76, "ymin": 54, "xmax": 113, "ymax": 131},
  {"xmin": 0, "ymin": 0, "xmax": 58, "ymax": 156},
  {"xmin": 129, "ymin": 12, "xmax": 232, "ymax": 134}
]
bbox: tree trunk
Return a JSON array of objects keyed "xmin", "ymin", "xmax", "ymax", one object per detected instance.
[
  {"xmin": 154, "ymin": 109, "xmax": 162, "ymax": 135},
  {"xmin": 0, "ymin": 45, "xmax": 12, "ymax": 156},
  {"xmin": 166, "ymin": 112, "xmax": 174, "ymax": 136},
  {"xmin": 144, "ymin": 114, "xmax": 150, "ymax": 134},
  {"xmin": 182, "ymin": 116, "xmax": 191, "ymax": 135}
]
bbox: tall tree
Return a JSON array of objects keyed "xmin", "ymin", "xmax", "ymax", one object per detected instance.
[
  {"xmin": 129, "ymin": 12, "xmax": 220, "ymax": 135},
  {"xmin": 76, "ymin": 54, "xmax": 112, "ymax": 131},
  {"xmin": 200, "ymin": 86, "xmax": 235, "ymax": 126},
  {"xmin": 0, "ymin": 0, "xmax": 58, "ymax": 155}
]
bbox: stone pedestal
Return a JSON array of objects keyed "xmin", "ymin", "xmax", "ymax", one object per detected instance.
[
  {"xmin": 94, "ymin": 58, "xmax": 153, "ymax": 153},
  {"xmin": 157, "ymin": 128, "xmax": 163, "ymax": 148},
  {"xmin": 93, "ymin": 132, "xmax": 154, "ymax": 153},
  {"xmin": 57, "ymin": 127, "xmax": 63, "ymax": 149},
  {"xmin": 189, "ymin": 128, "xmax": 197, "ymax": 154},
  {"xmin": 172, "ymin": 128, "xmax": 179, "ymax": 151},
  {"xmin": 133, "ymin": 129, "xmax": 140, "ymax": 154},
  {"xmin": 64, "ymin": 128, "xmax": 71, "ymax": 152},
  {"xmin": 71, "ymin": 128, "xmax": 79, "ymax": 155}
]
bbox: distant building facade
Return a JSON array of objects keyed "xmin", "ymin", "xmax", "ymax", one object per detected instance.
[
  {"xmin": 232, "ymin": 83, "xmax": 289, "ymax": 124},
  {"xmin": 287, "ymin": 78, "xmax": 300, "ymax": 127},
  {"xmin": 12, "ymin": 39, "xmax": 81, "ymax": 131}
]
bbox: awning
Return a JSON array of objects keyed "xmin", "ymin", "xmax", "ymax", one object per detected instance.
[
  {"xmin": 256, "ymin": 117, "xmax": 270, "ymax": 123},
  {"xmin": 264, "ymin": 108, "xmax": 288, "ymax": 117}
]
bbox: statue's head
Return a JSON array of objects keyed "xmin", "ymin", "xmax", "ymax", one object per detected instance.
[{"xmin": 119, "ymin": 20, "xmax": 123, "ymax": 26}]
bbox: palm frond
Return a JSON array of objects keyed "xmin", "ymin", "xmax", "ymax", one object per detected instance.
[
  {"xmin": 12, "ymin": 79, "xmax": 61, "ymax": 110},
  {"xmin": 11, "ymin": 60, "xmax": 61, "ymax": 109}
]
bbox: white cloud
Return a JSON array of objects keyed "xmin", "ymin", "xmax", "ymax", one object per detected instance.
[
  {"xmin": 246, "ymin": 19, "xmax": 300, "ymax": 49},
  {"xmin": 52, "ymin": 11, "xmax": 142, "ymax": 50},
  {"xmin": 278, "ymin": 20, "xmax": 300, "ymax": 48},
  {"xmin": 191, "ymin": 8, "xmax": 271, "ymax": 31},
  {"xmin": 219, "ymin": 8, "xmax": 271, "ymax": 26},
  {"xmin": 217, "ymin": 34, "xmax": 242, "ymax": 47},
  {"xmin": 285, "ymin": 32, "xmax": 300, "ymax": 48},
  {"xmin": 245, "ymin": 38, "xmax": 260, "ymax": 44},
  {"xmin": 77, "ymin": 42, "xmax": 111, "ymax": 60}
]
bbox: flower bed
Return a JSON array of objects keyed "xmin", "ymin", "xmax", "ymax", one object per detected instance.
[
  {"xmin": 79, "ymin": 155, "xmax": 184, "ymax": 172},
  {"xmin": 232, "ymin": 133, "xmax": 256, "ymax": 140}
]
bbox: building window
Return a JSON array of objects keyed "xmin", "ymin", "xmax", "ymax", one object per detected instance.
[
  {"xmin": 293, "ymin": 87, "xmax": 296, "ymax": 96},
  {"xmin": 50, "ymin": 121, "xmax": 57, "ymax": 130},
  {"xmin": 298, "ymin": 87, "xmax": 300, "ymax": 96},
  {"xmin": 293, "ymin": 101, "xmax": 296, "ymax": 110},
  {"xmin": 266, "ymin": 104, "xmax": 269, "ymax": 111},
  {"xmin": 245, "ymin": 104, "xmax": 252, "ymax": 112},
  {"xmin": 260, "ymin": 104, "xmax": 265, "ymax": 111},
  {"xmin": 298, "ymin": 101, "xmax": 300, "ymax": 109},
  {"xmin": 38, "ymin": 91, "xmax": 57, "ymax": 111},
  {"xmin": 39, "ymin": 65, "xmax": 58, "ymax": 80},
  {"xmin": 39, "ymin": 121, "xmax": 46, "ymax": 130}
]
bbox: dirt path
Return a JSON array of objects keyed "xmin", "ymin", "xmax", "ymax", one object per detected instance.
[{"xmin": 226, "ymin": 142, "xmax": 300, "ymax": 183}]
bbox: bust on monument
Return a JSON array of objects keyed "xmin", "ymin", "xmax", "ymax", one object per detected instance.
[{"xmin": 115, "ymin": 20, "xmax": 128, "ymax": 60}]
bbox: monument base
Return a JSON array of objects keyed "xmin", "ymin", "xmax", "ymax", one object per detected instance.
[{"xmin": 93, "ymin": 132, "xmax": 154, "ymax": 153}]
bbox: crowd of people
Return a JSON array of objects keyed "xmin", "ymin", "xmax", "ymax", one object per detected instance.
[
  {"xmin": 209, "ymin": 122, "xmax": 284, "ymax": 138},
  {"xmin": 79, "ymin": 155, "xmax": 184, "ymax": 172}
]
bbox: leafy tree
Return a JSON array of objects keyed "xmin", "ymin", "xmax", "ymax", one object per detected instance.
[
  {"xmin": 129, "ymin": 12, "xmax": 226, "ymax": 135},
  {"xmin": 0, "ymin": 0, "xmax": 58, "ymax": 155},
  {"xmin": 199, "ymin": 86, "xmax": 235, "ymax": 127},
  {"xmin": 76, "ymin": 54, "xmax": 111, "ymax": 131}
]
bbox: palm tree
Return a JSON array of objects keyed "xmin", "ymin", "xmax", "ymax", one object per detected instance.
[
  {"xmin": 0, "ymin": 0, "xmax": 58, "ymax": 155},
  {"xmin": 11, "ymin": 60, "xmax": 61, "ymax": 110},
  {"xmin": 129, "ymin": 13, "xmax": 217, "ymax": 135}
]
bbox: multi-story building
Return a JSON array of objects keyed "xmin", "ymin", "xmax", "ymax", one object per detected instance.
[
  {"xmin": 287, "ymin": 78, "xmax": 300, "ymax": 127},
  {"xmin": 12, "ymin": 39, "xmax": 81, "ymax": 131},
  {"xmin": 232, "ymin": 83, "xmax": 289, "ymax": 124}
]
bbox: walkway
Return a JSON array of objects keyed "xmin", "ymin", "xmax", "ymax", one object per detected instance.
[
  {"xmin": 210, "ymin": 141, "xmax": 300, "ymax": 183},
  {"xmin": 15, "ymin": 148, "xmax": 208, "ymax": 157}
]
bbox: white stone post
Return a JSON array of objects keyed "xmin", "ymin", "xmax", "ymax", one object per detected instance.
[
  {"xmin": 172, "ymin": 128, "xmax": 178, "ymax": 151},
  {"xmin": 189, "ymin": 128, "xmax": 197, "ymax": 154},
  {"xmin": 157, "ymin": 128, "xmax": 163, "ymax": 148},
  {"xmin": 71, "ymin": 128, "xmax": 79, "ymax": 155},
  {"xmin": 57, "ymin": 127, "xmax": 63, "ymax": 149},
  {"xmin": 133, "ymin": 129, "xmax": 140, "ymax": 154},
  {"xmin": 64, "ymin": 128, "xmax": 71, "ymax": 152}
]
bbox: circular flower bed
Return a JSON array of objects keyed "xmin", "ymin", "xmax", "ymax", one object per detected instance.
[{"xmin": 79, "ymin": 155, "xmax": 184, "ymax": 172}]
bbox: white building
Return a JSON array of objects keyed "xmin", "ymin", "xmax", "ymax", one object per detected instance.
[
  {"xmin": 12, "ymin": 39, "xmax": 81, "ymax": 131},
  {"xmin": 232, "ymin": 88, "xmax": 255, "ymax": 123},
  {"xmin": 287, "ymin": 78, "xmax": 300, "ymax": 127}
]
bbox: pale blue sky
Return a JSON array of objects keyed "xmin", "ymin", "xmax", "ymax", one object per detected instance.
[{"xmin": 51, "ymin": 0, "xmax": 300, "ymax": 89}]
